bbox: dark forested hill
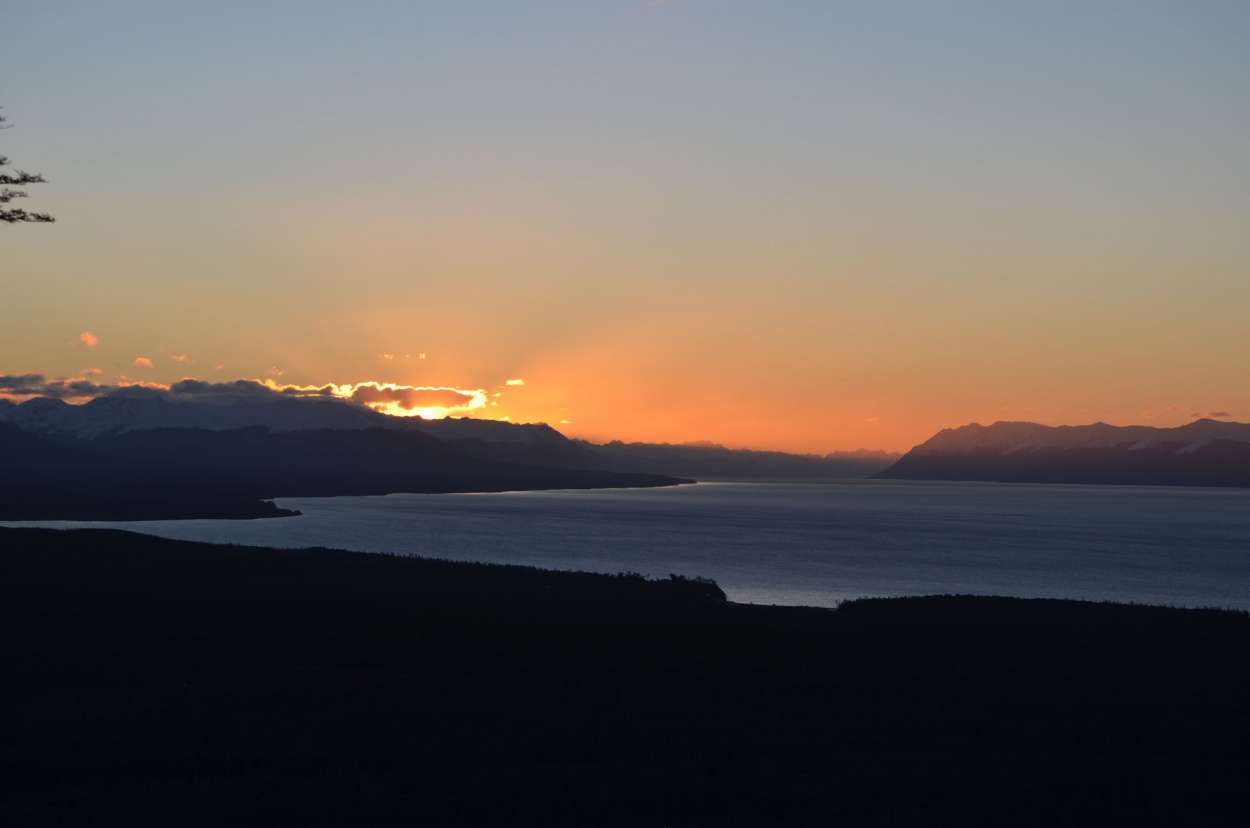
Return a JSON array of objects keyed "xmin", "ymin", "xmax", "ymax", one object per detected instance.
[{"xmin": 2, "ymin": 526, "xmax": 1248, "ymax": 826}]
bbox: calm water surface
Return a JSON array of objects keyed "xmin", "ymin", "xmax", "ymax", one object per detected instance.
[{"xmin": 9, "ymin": 480, "xmax": 1250, "ymax": 609}]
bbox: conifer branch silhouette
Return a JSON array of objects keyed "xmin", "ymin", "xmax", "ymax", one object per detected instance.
[{"xmin": 0, "ymin": 109, "xmax": 55, "ymax": 224}]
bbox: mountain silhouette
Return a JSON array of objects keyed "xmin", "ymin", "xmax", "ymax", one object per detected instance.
[
  {"xmin": 875, "ymin": 419, "xmax": 1250, "ymax": 487},
  {"xmin": 0, "ymin": 392, "xmax": 900, "ymax": 510},
  {"xmin": 0, "ymin": 393, "xmax": 691, "ymax": 519}
]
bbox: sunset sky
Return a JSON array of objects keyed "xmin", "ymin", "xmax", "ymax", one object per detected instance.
[{"xmin": 3, "ymin": 1, "xmax": 1248, "ymax": 453}]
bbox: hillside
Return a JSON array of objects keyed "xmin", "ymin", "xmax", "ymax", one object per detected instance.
[{"xmin": 2, "ymin": 526, "xmax": 1247, "ymax": 826}]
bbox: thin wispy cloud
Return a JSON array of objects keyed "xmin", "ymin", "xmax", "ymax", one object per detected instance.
[
  {"xmin": 1190, "ymin": 410, "xmax": 1231, "ymax": 420},
  {"xmin": 78, "ymin": 331, "xmax": 99, "ymax": 348},
  {"xmin": 133, "ymin": 357, "xmax": 154, "ymax": 368}
]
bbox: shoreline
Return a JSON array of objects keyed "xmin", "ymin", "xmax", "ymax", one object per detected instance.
[{"xmin": 0, "ymin": 475, "xmax": 696, "ymax": 522}]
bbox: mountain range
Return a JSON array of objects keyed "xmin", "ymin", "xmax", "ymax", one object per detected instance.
[
  {"xmin": 874, "ymin": 419, "xmax": 1250, "ymax": 487},
  {"xmin": 0, "ymin": 392, "xmax": 681, "ymax": 520},
  {"xmin": 0, "ymin": 389, "xmax": 899, "ymax": 482},
  {"xmin": 0, "ymin": 388, "xmax": 895, "ymax": 520},
  {"xmin": 5, "ymin": 388, "xmax": 1244, "ymax": 521}
]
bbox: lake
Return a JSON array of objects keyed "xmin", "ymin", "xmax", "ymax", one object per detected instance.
[{"xmin": 8, "ymin": 480, "xmax": 1250, "ymax": 610}]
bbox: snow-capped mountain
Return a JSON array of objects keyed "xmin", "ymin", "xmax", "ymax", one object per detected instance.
[
  {"xmin": 0, "ymin": 392, "xmax": 688, "ymax": 520},
  {"xmin": 875, "ymin": 419, "xmax": 1250, "ymax": 487},
  {"xmin": 0, "ymin": 390, "xmax": 563, "ymax": 445},
  {"xmin": 0, "ymin": 394, "xmax": 392, "ymax": 439},
  {"xmin": 911, "ymin": 419, "xmax": 1250, "ymax": 457}
]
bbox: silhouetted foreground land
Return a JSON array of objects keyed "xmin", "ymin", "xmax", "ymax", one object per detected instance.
[{"xmin": 3, "ymin": 527, "xmax": 1248, "ymax": 826}]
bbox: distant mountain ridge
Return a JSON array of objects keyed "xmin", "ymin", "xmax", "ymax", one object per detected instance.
[
  {"xmin": 1, "ymin": 388, "xmax": 902, "ymax": 520},
  {"xmin": 0, "ymin": 392, "xmax": 688, "ymax": 520},
  {"xmin": 0, "ymin": 393, "xmax": 568, "ymax": 442},
  {"xmin": 875, "ymin": 419, "xmax": 1250, "ymax": 487},
  {"xmin": 0, "ymin": 392, "xmax": 898, "ymax": 480},
  {"xmin": 0, "ymin": 394, "xmax": 391, "ymax": 438}
]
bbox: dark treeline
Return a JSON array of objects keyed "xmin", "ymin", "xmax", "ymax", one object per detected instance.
[{"xmin": 2, "ymin": 527, "xmax": 1248, "ymax": 826}]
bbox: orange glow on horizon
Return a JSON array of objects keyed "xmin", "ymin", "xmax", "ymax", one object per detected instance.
[{"xmin": 1, "ymin": 368, "xmax": 1242, "ymax": 456}]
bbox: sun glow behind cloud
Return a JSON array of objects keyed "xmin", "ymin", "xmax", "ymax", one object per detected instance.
[
  {"xmin": 208, "ymin": 379, "xmax": 492, "ymax": 420},
  {"xmin": 348, "ymin": 381, "xmax": 488, "ymax": 419}
]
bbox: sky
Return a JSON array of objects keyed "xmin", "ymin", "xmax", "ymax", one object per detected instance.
[{"xmin": 3, "ymin": 1, "xmax": 1248, "ymax": 453}]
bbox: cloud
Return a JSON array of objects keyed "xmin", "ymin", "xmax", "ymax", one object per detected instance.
[
  {"xmin": 1140, "ymin": 410, "xmax": 1156, "ymax": 419},
  {"xmin": 0, "ymin": 373, "xmax": 122, "ymax": 401},
  {"xmin": 166, "ymin": 377, "xmax": 489, "ymax": 418},
  {"xmin": 381, "ymin": 354, "xmax": 394, "ymax": 361},
  {"xmin": 505, "ymin": 379, "xmax": 525, "ymax": 387},
  {"xmin": 1, "ymin": 371, "xmax": 489, "ymax": 420},
  {"xmin": 171, "ymin": 354, "xmax": 189, "ymax": 363},
  {"xmin": 1190, "ymin": 411, "xmax": 1231, "ymax": 420},
  {"xmin": 0, "ymin": 373, "xmax": 48, "ymax": 392},
  {"xmin": 170, "ymin": 378, "xmax": 285, "ymax": 397},
  {"xmin": 268, "ymin": 366, "xmax": 286, "ymax": 376},
  {"xmin": 133, "ymin": 357, "xmax": 154, "ymax": 368},
  {"xmin": 863, "ymin": 417, "xmax": 881, "ymax": 423},
  {"xmin": 79, "ymin": 331, "xmax": 99, "ymax": 348},
  {"xmin": 168, "ymin": 379, "xmax": 337, "ymax": 399},
  {"xmin": 54, "ymin": 380, "xmax": 119, "ymax": 398},
  {"xmin": 1167, "ymin": 405, "xmax": 1187, "ymax": 412},
  {"xmin": 351, "ymin": 383, "xmax": 483, "ymax": 412},
  {"xmin": 82, "ymin": 368, "xmax": 102, "ymax": 376},
  {"xmin": 102, "ymin": 382, "xmax": 171, "ymax": 399}
]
